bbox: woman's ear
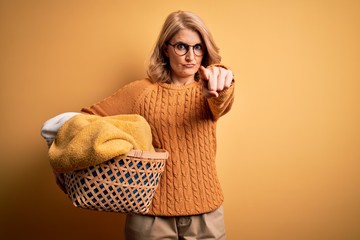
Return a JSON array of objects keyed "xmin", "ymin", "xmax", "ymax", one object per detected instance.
[{"xmin": 163, "ymin": 45, "xmax": 169, "ymax": 57}]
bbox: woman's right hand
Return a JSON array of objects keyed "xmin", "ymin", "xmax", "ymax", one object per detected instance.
[{"xmin": 199, "ymin": 65, "xmax": 233, "ymax": 98}]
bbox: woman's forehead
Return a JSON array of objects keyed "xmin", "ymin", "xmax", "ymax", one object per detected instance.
[{"xmin": 170, "ymin": 29, "xmax": 202, "ymax": 44}]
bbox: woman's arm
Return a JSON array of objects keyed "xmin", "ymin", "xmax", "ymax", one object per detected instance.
[
  {"xmin": 81, "ymin": 79, "xmax": 153, "ymax": 116},
  {"xmin": 199, "ymin": 65, "xmax": 235, "ymax": 120},
  {"xmin": 207, "ymin": 83, "xmax": 235, "ymax": 121}
]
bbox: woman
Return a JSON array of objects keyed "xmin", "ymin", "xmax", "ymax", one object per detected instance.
[{"xmin": 73, "ymin": 10, "xmax": 233, "ymax": 239}]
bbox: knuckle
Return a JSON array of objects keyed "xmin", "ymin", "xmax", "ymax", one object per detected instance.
[{"xmin": 212, "ymin": 66, "xmax": 219, "ymax": 75}]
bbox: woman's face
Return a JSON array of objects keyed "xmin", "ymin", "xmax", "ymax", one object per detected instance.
[{"xmin": 165, "ymin": 29, "xmax": 204, "ymax": 84}]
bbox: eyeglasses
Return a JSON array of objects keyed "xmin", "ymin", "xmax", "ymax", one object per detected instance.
[{"xmin": 167, "ymin": 42, "xmax": 205, "ymax": 56}]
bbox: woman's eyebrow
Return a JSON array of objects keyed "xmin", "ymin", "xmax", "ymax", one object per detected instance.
[
  {"xmin": 173, "ymin": 41, "xmax": 202, "ymax": 45},
  {"xmin": 173, "ymin": 41, "xmax": 187, "ymax": 44}
]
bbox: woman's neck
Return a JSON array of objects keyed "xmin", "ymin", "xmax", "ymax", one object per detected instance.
[{"xmin": 171, "ymin": 75, "xmax": 195, "ymax": 86}]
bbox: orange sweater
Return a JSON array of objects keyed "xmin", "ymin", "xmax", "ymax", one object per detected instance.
[{"xmin": 81, "ymin": 78, "xmax": 234, "ymax": 216}]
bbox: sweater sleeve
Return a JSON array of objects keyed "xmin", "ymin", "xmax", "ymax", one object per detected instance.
[
  {"xmin": 207, "ymin": 81, "xmax": 235, "ymax": 121},
  {"xmin": 81, "ymin": 79, "xmax": 153, "ymax": 116}
]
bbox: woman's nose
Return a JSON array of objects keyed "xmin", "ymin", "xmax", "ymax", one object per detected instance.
[{"xmin": 185, "ymin": 47, "xmax": 195, "ymax": 61}]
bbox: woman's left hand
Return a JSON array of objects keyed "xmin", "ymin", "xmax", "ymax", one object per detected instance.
[
  {"xmin": 54, "ymin": 171, "xmax": 67, "ymax": 194},
  {"xmin": 199, "ymin": 65, "xmax": 233, "ymax": 98}
]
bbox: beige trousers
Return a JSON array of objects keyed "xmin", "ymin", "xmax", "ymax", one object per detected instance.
[{"xmin": 124, "ymin": 205, "xmax": 226, "ymax": 240}]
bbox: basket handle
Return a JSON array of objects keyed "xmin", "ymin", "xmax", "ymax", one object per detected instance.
[{"xmin": 127, "ymin": 149, "xmax": 169, "ymax": 159}]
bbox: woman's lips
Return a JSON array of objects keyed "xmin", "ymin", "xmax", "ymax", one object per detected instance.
[{"xmin": 184, "ymin": 64, "xmax": 196, "ymax": 68}]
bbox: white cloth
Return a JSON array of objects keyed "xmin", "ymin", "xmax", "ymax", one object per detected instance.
[{"xmin": 41, "ymin": 112, "xmax": 80, "ymax": 146}]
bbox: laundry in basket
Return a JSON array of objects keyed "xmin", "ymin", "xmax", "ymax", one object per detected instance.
[{"xmin": 63, "ymin": 149, "xmax": 168, "ymax": 214}]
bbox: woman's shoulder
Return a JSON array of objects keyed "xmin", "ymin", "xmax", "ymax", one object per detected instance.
[
  {"xmin": 124, "ymin": 78, "xmax": 154, "ymax": 87},
  {"xmin": 114, "ymin": 78, "xmax": 158, "ymax": 103},
  {"xmin": 81, "ymin": 78, "xmax": 158, "ymax": 115},
  {"xmin": 120, "ymin": 78, "xmax": 156, "ymax": 92}
]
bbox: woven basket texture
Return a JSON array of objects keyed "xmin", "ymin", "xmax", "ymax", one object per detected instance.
[{"xmin": 63, "ymin": 149, "xmax": 167, "ymax": 214}]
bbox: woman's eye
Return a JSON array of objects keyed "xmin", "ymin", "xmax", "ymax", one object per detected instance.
[
  {"xmin": 176, "ymin": 44, "xmax": 187, "ymax": 50},
  {"xmin": 194, "ymin": 44, "xmax": 203, "ymax": 50}
]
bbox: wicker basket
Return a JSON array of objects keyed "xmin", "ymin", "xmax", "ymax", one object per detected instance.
[{"xmin": 63, "ymin": 149, "xmax": 168, "ymax": 214}]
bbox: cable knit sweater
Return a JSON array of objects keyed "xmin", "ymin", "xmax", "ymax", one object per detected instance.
[{"xmin": 81, "ymin": 78, "xmax": 234, "ymax": 216}]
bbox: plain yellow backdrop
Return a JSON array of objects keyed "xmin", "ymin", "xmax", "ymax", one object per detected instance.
[{"xmin": 1, "ymin": 0, "xmax": 359, "ymax": 239}]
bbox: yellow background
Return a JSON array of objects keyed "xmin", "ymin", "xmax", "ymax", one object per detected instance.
[{"xmin": 1, "ymin": 0, "xmax": 359, "ymax": 239}]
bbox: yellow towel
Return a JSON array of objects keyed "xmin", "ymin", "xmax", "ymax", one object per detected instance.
[{"xmin": 49, "ymin": 114, "xmax": 154, "ymax": 173}]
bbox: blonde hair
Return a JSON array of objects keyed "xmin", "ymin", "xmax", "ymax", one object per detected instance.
[{"xmin": 147, "ymin": 11, "xmax": 221, "ymax": 83}]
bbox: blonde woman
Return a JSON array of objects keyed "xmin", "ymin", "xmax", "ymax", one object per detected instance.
[{"xmin": 81, "ymin": 10, "xmax": 234, "ymax": 239}]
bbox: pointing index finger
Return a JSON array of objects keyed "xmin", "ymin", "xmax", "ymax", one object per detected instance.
[{"xmin": 199, "ymin": 66, "xmax": 210, "ymax": 81}]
